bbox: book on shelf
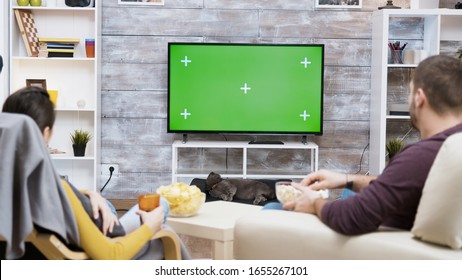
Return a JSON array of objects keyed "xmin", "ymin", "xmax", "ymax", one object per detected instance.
[
  {"xmin": 38, "ymin": 37, "xmax": 80, "ymax": 44},
  {"xmin": 39, "ymin": 42, "xmax": 75, "ymax": 50},
  {"xmin": 38, "ymin": 49, "xmax": 75, "ymax": 58}
]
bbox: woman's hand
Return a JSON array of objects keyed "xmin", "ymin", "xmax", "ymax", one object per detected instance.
[
  {"xmin": 84, "ymin": 190, "xmax": 120, "ymax": 235},
  {"xmin": 137, "ymin": 206, "xmax": 164, "ymax": 234}
]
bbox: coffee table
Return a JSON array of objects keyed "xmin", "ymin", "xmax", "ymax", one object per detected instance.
[{"xmin": 166, "ymin": 201, "xmax": 262, "ymax": 260}]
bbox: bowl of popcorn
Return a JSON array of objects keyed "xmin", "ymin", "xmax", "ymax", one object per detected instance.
[
  {"xmin": 157, "ymin": 182, "xmax": 205, "ymax": 217},
  {"xmin": 275, "ymin": 181, "xmax": 302, "ymax": 204}
]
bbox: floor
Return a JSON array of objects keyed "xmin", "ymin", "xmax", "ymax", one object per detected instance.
[{"xmin": 179, "ymin": 234, "xmax": 212, "ymax": 259}]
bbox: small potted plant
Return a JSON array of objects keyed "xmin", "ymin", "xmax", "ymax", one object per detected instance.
[
  {"xmin": 457, "ymin": 49, "xmax": 462, "ymax": 60},
  {"xmin": 70, "ymin": 129, "xmax": 92, "ymax": 157},
  {"xmin": 386, "ymin": 138, "xmax": 404, "ymax": 160}
]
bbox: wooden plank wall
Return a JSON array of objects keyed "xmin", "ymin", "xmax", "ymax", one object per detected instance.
[{"xmin": 99, "ymin": 0, "xmax": 457, "ymax": 198}]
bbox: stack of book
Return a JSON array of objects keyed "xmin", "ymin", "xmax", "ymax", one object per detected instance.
[{"xmin": 38, "ymin": 38, "xmax": 80, "ymax": 58}]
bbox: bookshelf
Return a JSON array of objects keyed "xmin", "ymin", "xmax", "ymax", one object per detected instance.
[
  {"xmin": 8, "ymin": 1, "xmax": 101, "ymax": 191},
  {"xmin": 370, "ymin": 9, "xmax": 462, "ymax": 175}
]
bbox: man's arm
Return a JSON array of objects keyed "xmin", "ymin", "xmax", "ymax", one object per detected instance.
[
  {"xmin": 346, "ymin": 173, "xmax": 377, "ymax": 192},
  {"xmin": 302, "ymin": 169, "xmax": 376, "ymax": 192}
]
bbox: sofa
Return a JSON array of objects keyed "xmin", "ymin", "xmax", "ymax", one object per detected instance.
[{"xmin": 234, "ymin": 132, "xmax": 462, "ymax": 259}]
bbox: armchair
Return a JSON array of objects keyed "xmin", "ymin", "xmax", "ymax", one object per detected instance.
[{"xmin": 1, "ymin": 228, "xmax": 181, "ymax": 260}]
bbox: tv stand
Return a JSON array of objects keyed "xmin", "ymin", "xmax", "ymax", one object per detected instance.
[
  {"xmin": 248, "ymin": 140, "xmax": 284, "ymax": 145},
  {"xmin": 171, "ymin": 140, "xmax": 318, "ymax": 183}
]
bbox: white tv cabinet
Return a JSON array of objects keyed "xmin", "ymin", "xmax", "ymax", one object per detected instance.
[
  {"xmin": 370, "ymin": 9, "xmax": 462, "ymax": 175},
  {"xmin": 171, "ymin": 140, "xmax": 318, "ymax": 183}
]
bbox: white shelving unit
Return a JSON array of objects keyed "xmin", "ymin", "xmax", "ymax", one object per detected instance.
[
  {"xmin": 172, "ymin": 140, "xmax": 318, "ymax": 183},
  {"xmin": 8, "ymin": 1, "xmax": 101, "ymax": 190},
  {"xmin": 370, "ymin": 9, "xmax": 462, "ymax": 175}
]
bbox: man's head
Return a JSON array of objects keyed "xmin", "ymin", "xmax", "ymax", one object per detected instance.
[
  {"xmin": 2, "ymin": 86, "xmax": 55, "ymax": 143},
  {"xmin": 409, "ymin": 55, "xmax": 462, "ymax": 130}
]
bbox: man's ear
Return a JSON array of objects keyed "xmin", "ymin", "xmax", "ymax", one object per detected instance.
[
  {"xmin": 414, "ymin": 88, "xmax": 427, "ymax": 108},
  {"xmin": 43, "ymin": 126, "xmax": 52, "ymax": 144}
]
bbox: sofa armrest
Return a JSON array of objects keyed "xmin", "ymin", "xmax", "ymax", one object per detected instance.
[{"xmin": 234, "ymin": 210, "xmax": 462, "ymax": 260}]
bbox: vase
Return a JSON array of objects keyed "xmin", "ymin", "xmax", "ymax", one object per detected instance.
[
  {"xmin": 17, "ymin": 0, "xmax": 30, "ymax": 6},
  {"xmin": 72, "ymin": 144, "xmax": 86, "ymax": 157},
  {"xmin": 30, "ymin": 0, "xmax": 42, "ymax": 6}
]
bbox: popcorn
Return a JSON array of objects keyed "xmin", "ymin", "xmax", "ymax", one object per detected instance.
[
  {"xmin": 157, "ymin": 182, "xmax": 205, "ymax": 216},
  {"xmin": 276, "ymin": 183, "xmax": 302, "ymax": 204}
]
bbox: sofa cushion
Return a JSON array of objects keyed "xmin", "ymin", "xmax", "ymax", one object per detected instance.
[{"xmin": 411, "ymin": 132, "xmax": 462, "ymax": 249}]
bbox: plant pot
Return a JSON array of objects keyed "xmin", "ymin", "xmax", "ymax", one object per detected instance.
[{"xmin": 73, "ymin": 144, "xmax": 86, "ymax": 157}]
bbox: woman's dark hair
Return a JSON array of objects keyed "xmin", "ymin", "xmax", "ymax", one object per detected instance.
[{"xmin": 2, "ymin": 86, "xmax": 55, "ymax": 132}]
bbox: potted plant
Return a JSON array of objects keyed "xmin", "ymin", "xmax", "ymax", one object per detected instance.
[
  {"xmin": 386, "ymin": 138, "xmax": 404, "ymax": 160},
  {"xmin": 70, "ymin": 129, "xmax": 92, "ymax": 157},
  {"xmin": 457, "ymin": 49, "xmax": 462, "ymax": 60}
]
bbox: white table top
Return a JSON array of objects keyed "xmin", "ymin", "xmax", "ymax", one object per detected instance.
[{"xmin": 166, "ymin": 201, "xmax": 262, "ymax": 242}]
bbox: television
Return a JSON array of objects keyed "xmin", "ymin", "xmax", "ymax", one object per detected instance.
[{"xmin": 168, "ymin": 43, "xmax": 324, "ymax": 138}]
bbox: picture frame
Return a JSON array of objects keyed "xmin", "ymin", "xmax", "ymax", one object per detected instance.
[
  {"xmin": 315, "ymin": 0, "xmax": 362, "ymax": 9},
  {"xmin": 118, "ymin": 0, "xmax": 165, "ymax": 5},
  {"xmin": 26, "ymin": 79, "xmax": 47, "ymax": 90}
]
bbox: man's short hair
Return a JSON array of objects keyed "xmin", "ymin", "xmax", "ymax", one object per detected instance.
[{"xmin": 413, "ymin": 55, "xmax": 462, "ymax": 115}]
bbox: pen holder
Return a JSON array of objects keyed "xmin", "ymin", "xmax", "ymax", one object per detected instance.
[{"xmin": 389, "ymin": 50, "xmax": 403, "ymax": 64}]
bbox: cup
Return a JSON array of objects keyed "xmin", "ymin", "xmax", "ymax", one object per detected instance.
[
  {"xmin": 138, "ymin": 194, "xmax": 160, "ymax": 212},
  {"xmin": 388, "ymin": 50, "xmax": 403, "ymax": 64},
  {"xmin": 47, "ymin": 90, "xmax": 58, "ymax": 108},
  {"xmin": 85, "ymin": 39, "xmax": 95, "ymax": 58}
]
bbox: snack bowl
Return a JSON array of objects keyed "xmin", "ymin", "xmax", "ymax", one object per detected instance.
[
  {"xmin": 275, "ymin": 181, "xmax": 302, "ymax": 204},
  {"xmin": 157, "ymin": 183, "xmax": 205, "ymax": 217}
]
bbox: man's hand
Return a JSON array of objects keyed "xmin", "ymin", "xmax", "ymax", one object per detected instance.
[
  {"xmin": 84, "ymin": 190, "xmax": 120, "ymax": 235},
  {"xmin": 283, "ymin": 183, "xmax": 326, "ymax": 216},
  {"xmin": 300, "ymin": 169, "xmax": 346, "ymax": 191},
  {"xmin": 137, "ymin": 206, "xmax": 164, "ymax": 234}
]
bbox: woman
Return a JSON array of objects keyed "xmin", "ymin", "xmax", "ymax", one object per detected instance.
[{"xmin": 2, "ymin": 86, "xmax": 191, "ymax": 259}]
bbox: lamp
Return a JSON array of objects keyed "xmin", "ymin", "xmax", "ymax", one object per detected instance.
[{"xmin": 378, "ymin": 0, "xmax": 401, "ymax": 9}]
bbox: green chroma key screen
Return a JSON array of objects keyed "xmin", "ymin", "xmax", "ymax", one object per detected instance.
[{"xmin": 168, "ymin": 43, "xmax": 324, "ymax": 135}]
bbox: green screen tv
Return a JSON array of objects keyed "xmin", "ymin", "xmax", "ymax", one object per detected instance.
[{"xmin": 168, "ymin": 43, "xmax": 324, "ymax": 136}]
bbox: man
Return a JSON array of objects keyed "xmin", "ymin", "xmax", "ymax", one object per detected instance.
[{"xmin": 284, "ymin": 55, "xmax": 462, "ymax": 235}]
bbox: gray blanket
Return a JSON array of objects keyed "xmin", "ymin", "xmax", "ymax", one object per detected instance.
[{"xmin": 0, "ymin": 113, "xmax": 80, "ymax": 259}]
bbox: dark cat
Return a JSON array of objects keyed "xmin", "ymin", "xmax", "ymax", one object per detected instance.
[{"xmin": 206, "ymin": 172, "xmax": 275, "ymax": 205}]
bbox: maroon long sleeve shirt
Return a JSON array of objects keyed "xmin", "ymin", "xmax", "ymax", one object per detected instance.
[{"xmin": 321, "ymin": 123, "xmax": 462, "ymax": 235}]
